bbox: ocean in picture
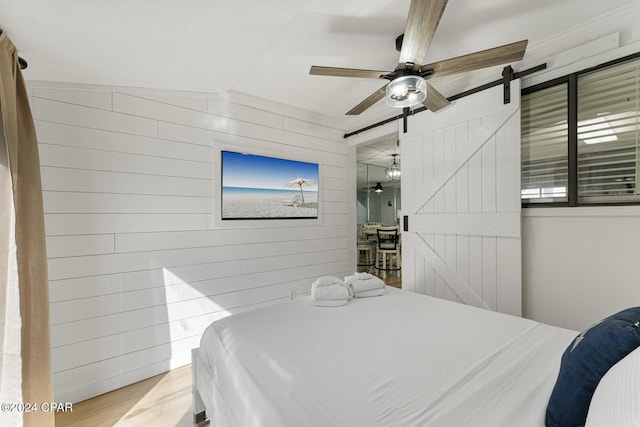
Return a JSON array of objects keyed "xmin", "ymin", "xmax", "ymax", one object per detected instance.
[{"xmin": 222, "ymin": 187, "xmax": 319, "ymax": 219}]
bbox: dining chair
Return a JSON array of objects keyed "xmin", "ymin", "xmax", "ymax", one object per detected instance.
[{"xmin": 375, "ymin": 227, "xmax": 401, "ymax": 270}]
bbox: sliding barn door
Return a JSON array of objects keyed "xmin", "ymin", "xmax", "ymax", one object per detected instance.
[{"xmin": 402, "ymin": 82, "xmax": 522, "ymax": 316}]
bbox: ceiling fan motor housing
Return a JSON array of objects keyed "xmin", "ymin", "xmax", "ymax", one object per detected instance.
[
  {"xmin": 395, "ymin": 34, "xmax": 404, "ymax": 52},
  {"xmin": 382, "ymin": 64, "xmax": 434, "ymax": 81}
]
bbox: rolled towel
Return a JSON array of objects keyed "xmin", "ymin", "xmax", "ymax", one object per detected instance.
[
  {"xmin": 314, "ymin": 275, "xmax": 344, "ymax": 287},
  {"xmin": 353, "ymin": 287, "xmax": 385, "ymax": 298}
]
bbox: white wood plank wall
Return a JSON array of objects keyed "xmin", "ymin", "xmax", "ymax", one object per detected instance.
[{"xmin": 28, "ymin": 83, "xmax": 354, "ymax": 403}]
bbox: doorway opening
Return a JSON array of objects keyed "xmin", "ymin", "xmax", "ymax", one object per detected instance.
[{"xmin": 355, "ymin": 135, "xmax": 402, "ymax": 288}]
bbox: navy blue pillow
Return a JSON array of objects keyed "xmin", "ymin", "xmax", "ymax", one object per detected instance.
[{"xmin": 546, "ymin": 307, "xmax": 640, "ymax": 427}]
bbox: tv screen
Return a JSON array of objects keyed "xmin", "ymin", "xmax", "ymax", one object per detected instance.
[{"xmin": 221, "ymin": 151, "xmax": 319, "ymax": 220}]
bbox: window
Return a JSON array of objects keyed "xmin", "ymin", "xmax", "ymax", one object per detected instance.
[
  {"xmin": 521, "ymin": 84, "xmax": 569, "ymax": 203},
  {"xmin": 521, "ymin": 55, "xmax": 640, "ymax": 206},
  {"xmin": 578, "ymin": 62, "xmax": 639, "ymax": 203}
]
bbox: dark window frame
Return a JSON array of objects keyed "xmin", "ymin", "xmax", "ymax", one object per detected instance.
[{"xmin": 521, "ymin": 51, "xmax": 640, "ymax": 208}]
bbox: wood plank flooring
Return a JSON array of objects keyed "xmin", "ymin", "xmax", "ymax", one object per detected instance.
[
  {"xmin": 55, "ymin": 365, "xmax": 195, "ymax": 427},
  {"xmin": 55, "ymin": 268, "xmax": 400, "ymax": 426},
  {"xmin": 357, "ymin": 265, "xmax": 402, "ymax": 289}
]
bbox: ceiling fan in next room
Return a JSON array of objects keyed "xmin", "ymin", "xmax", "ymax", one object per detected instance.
[{"xmin": 309, "ymin": 0, "xmax": 528, "ymax": 115}]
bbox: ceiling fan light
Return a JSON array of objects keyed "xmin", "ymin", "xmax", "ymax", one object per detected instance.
[
  {"xmin": 386, "ymin": 75, "xmax": 427, "ymax": 108},
  {"xmin": 390, "ymin": 84, "xmax": 408, "ymax": 98},
  {"xmin": 374, "ymin": 182, "xmax": 384, "ymax": 193}
]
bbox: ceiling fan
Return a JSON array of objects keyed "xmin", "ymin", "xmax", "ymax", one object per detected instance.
[
  {"xmin": 362, "ymin": 182, "xmax": 386, "ymax": 192},
  {"xmin": 309, "ymin": 0, "xmax": 528, "ymax": 115}
]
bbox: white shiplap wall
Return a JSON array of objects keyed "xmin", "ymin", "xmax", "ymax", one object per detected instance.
[
  {"xmin": 523, "ymin": 207, "xmax": 640, "ymax": 331},
  {"xmin": 28, "ymin": 83, "xmax": 355, "ymax": 403}
]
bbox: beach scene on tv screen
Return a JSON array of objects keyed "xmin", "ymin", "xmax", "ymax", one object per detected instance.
[{"xmin": 222, "ymin": 151, "xmax": 319, "ymax": 219}]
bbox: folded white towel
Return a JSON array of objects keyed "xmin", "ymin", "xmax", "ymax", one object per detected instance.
[
  {"xmin": 311, "ymin": 285, "xmax": 350, "ymax": 307},
  {"xmin": 344, "ymin": 272, "xmax": 374, "ymax": 285},
  {"xmin": 311, "ymin": 276, "xmax": 353, "ymax": 307},
  {"xmin": 312, "ymin": 284, "xmax": 351, "ymax": 301},
  {"xmin": 349, "ymin": 277, "xmax": 385, "ymax": 294},
  {"xmin": 353, "ymin": 287, "xmax": 385, "ymax": 298},
  {"xmin": 311, "ymin": 297, "xmax": 349, "ymax": 307}
]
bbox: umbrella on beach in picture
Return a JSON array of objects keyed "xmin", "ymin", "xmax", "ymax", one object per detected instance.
[{"xmin": 284, "ymin": 178, "xmax": 315, "ymax": 206}]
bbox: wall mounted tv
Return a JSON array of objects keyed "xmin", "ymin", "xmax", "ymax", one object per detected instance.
[{"xmin": 221, "ymin": 151, "xmax": 319, "ymax": 220}]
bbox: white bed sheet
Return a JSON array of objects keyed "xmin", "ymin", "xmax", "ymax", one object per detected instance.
[{"xmin": 198, "ymin": 287, "xmax": 577, "ymax": 427}]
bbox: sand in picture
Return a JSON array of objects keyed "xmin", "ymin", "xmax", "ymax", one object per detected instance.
[{"xmin": 223, "ymin": 189, "xmax": 318, "ymax": 219}]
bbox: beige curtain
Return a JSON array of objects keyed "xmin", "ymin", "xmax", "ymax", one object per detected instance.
[{"xmin": 0, "ymin": 33, "xmax": 54, "ymax": 427}]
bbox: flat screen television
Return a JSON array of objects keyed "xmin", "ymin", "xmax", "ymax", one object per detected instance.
[{"xmin": 221, "ymin": 151, "xmax": 319, "ymax": 220}]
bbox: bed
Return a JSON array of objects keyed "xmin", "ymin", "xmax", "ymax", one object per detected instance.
[{"xmin": 191, "ymin": 286, "xmax": 639, "ymax": 427}]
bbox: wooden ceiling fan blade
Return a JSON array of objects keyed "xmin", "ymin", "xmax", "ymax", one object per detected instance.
[
  {"xmin": 422, "ymin": 83, "xmax": 450, "ymax": 112},
  {"xmin": 309, "ymin": 66, "xmax": 390, "ymax": 79},
  {"xmin": 398, "ymin": 0, "xmax": 448, "ymax": 68},
  {"xmin": 423, "ymin": 39, "xmax": 528, "ymax": 77},
  {"xmin": 346, "ymin": 85, "xmax": 388, "ymax": 115}
]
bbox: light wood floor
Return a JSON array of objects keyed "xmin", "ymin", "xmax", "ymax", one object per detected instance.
[
  {"xmin": 55, "ymin": 365, "xmax": 196, "ymax": 427},
  {"xmin": 357, "ymin": 264, "xmax": 402, "ymax": 289},
  {"xmin": 55, "ymin": 268, "xmax": 400, "ymax": 426}
]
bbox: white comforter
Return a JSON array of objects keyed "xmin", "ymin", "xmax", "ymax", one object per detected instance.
[{"xmin": 198, "ymin": 287, "xmax": 577, "ymax": 427}]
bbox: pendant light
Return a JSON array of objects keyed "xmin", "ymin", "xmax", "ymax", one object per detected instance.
[{"xmin": 385, "ymin": 154, "xmax": 401, "ymax": 183}]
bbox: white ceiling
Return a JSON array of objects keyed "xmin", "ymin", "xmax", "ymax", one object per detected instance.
[
  {"xmin": 357, "ymin": 134, "xmax": 399, "ymax": 166},
  {"xmin": 1, "ymin": 0, "xmax": 639, "ymax": 131}
]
